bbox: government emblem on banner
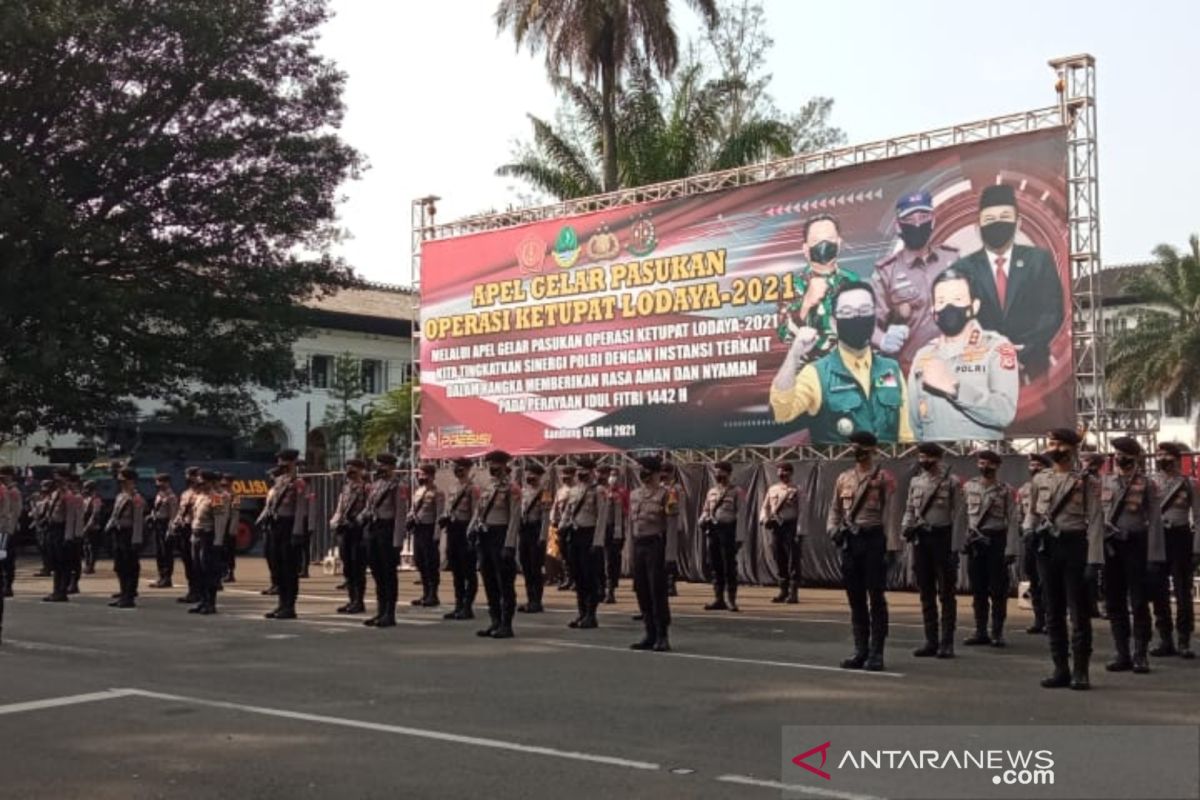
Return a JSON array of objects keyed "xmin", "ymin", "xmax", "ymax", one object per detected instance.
[{"xmin": 516, "ymin": 235, "xmax": 547, "ymax": 274}]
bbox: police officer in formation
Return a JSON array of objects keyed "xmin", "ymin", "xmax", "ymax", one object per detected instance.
[
  {"xmin": 962, "ymin": 450, "xmax": 1020, "ymax": 648},
  {"xmin": 362, "ymin": 452, "xmax": 404, "ymax": 628},
  {"xmin": 760, "ymin": 461, "xmax": 802, "ymax": 604},
  {"xmin": 1100, "ymin": 437, "xmax": 1164, "ymax": 674},
  {"xmin": 441, "ymin": 457, "xmax": 479, "ymax": 620},
  {"xmin": 0, "ymin": 466, "xmax": 18, "ymax": 641},
  {"xmin": 189, "ymin": 470, "xmax": 230, "ymax": 615},
  {"xmin": 330, "ymin": 458, "xmax": 368, "ymax": 614},
  {"xmin": 629, "ymin": 455, "xmax": 679, "ymax": 652},
  {"xmin": 517, "ymin": 463, "xmax": 551, "ymax": 614},
  {"xmin": 701, "ymin": 460, "xmax": 744, "ymax": 612},
  {"xmin": 1023, "ymin": 428, "xmax": 1104, "ymax": 690},
  {"xmin": 1019, "ymin": 453, "xmax": 1050, "ymax": 634},
  {"xmin": 408, "ymin": 462, "xmax": 443, "ymax": 608},
  {"xmin": 80, "ymin": 480, "xmax": 103, "ymax": 578},
  {"xmin": 827, "ymin": 431, "xmax": 900, "ymax": 671},
  {"xmin": 257, "ymin": 449, "xmax": 309, "ymax": 620},
  {"xmin": 1150, "ymin": 441, "xmax": 1199, "ymax": 658},
  {"xmin": 220, "ymin": 473, "xmax": 241, "ymax": 585},
  {"xmin": 171, "ymin": 466, "xmax": 202, "ymax": 603},
  {"xmin": 561, "ymin": 458, "xmax": 610, "ymax": 629},
  {"xmin": 547, "ymin": 463, "xmax": 576, "ymax": 591},
  {"xmin": 902, "ymin": 442, "xmax": 964, "ymax": 658},
  {"xmin": 148, "ymin": 473, "xmax": 179, "ymax": 588},
  {"xmin": 63, "ymin": 474, "xmax": 85, "ymax": 595},
  {"xmin": 41, "ymin": 468, "xmax": 72, "ymax": 603},
  {"xmin": 106, "ymin": 467, "xmax": 145, "ymax": 608},
  {"xmin": 472, "ymin": 450, "xmax": 521, "ymax": 639},
  {"xmin": 596, "ymin": 464, "xmax": 626, "ymax": 605}
]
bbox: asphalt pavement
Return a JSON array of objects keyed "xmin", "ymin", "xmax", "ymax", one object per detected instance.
[{"xmin": 1, "ymin": 556, "xmax": 1197, "ymax": 799}]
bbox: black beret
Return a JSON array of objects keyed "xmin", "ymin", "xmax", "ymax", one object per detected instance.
[
  {"xmin": 975, "ymin": 449, "xmax": 1002, "ymax": 464},
  {"xmin": 1047, "ymin": 428, "xmax": 1081, "ymax": 446},
  {"xmin": 714, "ymin": 460, "xmax": 733, "ymax": 473},
  {"xmin": 917, "ymin": 442, "xmax": 944, "ymax": 457},
  {"xmin": 636, "ymin": 455, "xmax": 663, "ymax": 472},
  {"xmin": 185, "ymin": 466, "xmax": 201, "ymax": 476},
  {"xmin": 1157, "ymin": 442, "xmax": 1186, "ymax": 457},
  {"xmin": 345, "ymin": 458, "xmax": 367, "ymax": 469},
  {"xmin": 0, "ymin": 465, "xmax": 15, "ymax": 477},
  {"xmin": 596, "ymin": 463, "xmax": 613, "ymax": 472},
  {"xmin": 154, "ymin": 473, "xmax": 171, "ymax": 482},
  {"xmin": 277, "ymin": 448, "xmax": 300, "ymax": 463},
  {"xmin": 559, "ymin": 464, "xmax": 576, "ymax": 475},
  {"xmin": 82, "ymin": 480, "xmax": 97, "ymax": 490},
  {"xmin": 419, "ymin": 462, "xmax": 437, "ymax": 475},
  {"xmin": 525, "ymin": 463, "xmax": 545, "ymax": 476},
  {"xmin": 376, "ymin": 453, "xmax": 398, "ymax": 466},
  {"xmin": 54, "ymin": 467, "xmax": 72, "ymax": 479},
  {"xmin": 200, "ymin": 469, "xmax": 221, "ymax": 482},
  {"xmin": 1029, "ymin": 453, "xmax": 1052, "ymax": 467},
  {"xmin": 119, "ymin": 468, "xmax": 138, "ymax": 480},
  {"xmin": 980, "ymin": 184, "xmax": 1017, "ymax": 210},
  {"xmin": 575, "ymin": 457, "xmax": 596, "ymax": 470},
  {"xmin": 1110, "ymin": 436, "xmax": 1142, "ymax": 456},
  {"xmin": 452, "ymin": 457, "xmax": 473, "ymax": 469},
  {"xmin": 483, "ymin": 450, "xmax": 511, "ymax": 465},
  {"xmin": 777, "ymin": 462, "xmax": 794, "ymax": 473},
  {"xmin": 848, "ymin": 431, "xmax": 878, "ymax": 447},
  {"xmin": 1082, "ymin": 453, "xmax": 1105, "ymax": 467}
]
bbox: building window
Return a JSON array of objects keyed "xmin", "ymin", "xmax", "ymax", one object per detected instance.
[
  {"xmin": 310, "ymin": 355, "xmax": 332, "ymax": 389},
  {"xmin": 1103, "ymin": 318, "xmax": 1113, "ymax": 336},
  {"xmin": 1163, "ymin": 390, "xmax": 1191, "ymax": 419},
  {"xmin": 362, "ymin": 359, "xmax": 383, "ymax": 394}
]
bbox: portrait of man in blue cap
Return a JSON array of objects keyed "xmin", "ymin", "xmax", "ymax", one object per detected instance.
[
  {"xmin": 869, "ymin": 190, "xmax": 960, "ymax": 373},
  {"xmin": 949, "ymin": 184, "xmax": 1064, "ymax": 378}
]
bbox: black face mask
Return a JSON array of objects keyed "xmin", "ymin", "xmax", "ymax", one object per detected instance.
[
  {"xmin": 899, "ymin": 221, "xmax": 933, "ymax": 251},
  {"xmin": 980, "ymin": 465, "xmax": 998, "ymax": 478},
  {"xmin": 779, "ymin": 473, "xmax": 792, "ymax": 483},
  {"xmin": 639, "ymin": 471, "xmax": 653, "ymax": 483},
  {"xmin": 853, "ymin": 447, "xmax": 871, "ymax": 462},
  {"xmin": 836, "ymin": 315, "xmax": 875, "ymax": 350},
  {"xmin": 919, "ymin": 459, "xmax": 938, "ymax": 472},
  {"xmin": 808, "ymin": 240, "xmax": 839, "ymax": 265},
  {"xmin": 489, "ymin": 467, "xmax": 503, "ymax": 478},
  {"xmin": 934, "ymin": 304, "xmax": 973, "ymax": 336},
  {"xmin": 716, "ymin": 474, "xmax": 729, "ymax": 484},
  {"xmin": 526, "ymin": 477, "xmax": 539, "ymax": 486},
  {"xmin": 1115, "ymin": 456, "xmax": 1136, "ymax": 470},
  {"xmin": 980, "ymin": 220, "xmax": 1016, "ymax": 250},
  {"xmin": 1050, "ymin": 449, "xmax": 1072, "ymax": 464},
  {"xmin": 1155, "ymin": 458, "xmax": 1175, "ymax": 471}
]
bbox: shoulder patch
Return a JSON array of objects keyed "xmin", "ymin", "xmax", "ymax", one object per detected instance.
[{"xmin": 997, "ymin": 342, "xmax": 1018, "ymax": 370}]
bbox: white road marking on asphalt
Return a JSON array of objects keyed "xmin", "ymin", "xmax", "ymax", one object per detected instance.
[
  {"xmin": 264, "ymin": 634, "xmax": 299, "ymax": 640},
  {"xmin": 716, "ymin": 774, "xmax": 887, "ymax": 800},
  {"xmin": 0, "ymin": 689, "xmax": 138, "ymax": 717},
  {"xmin": 223, "ymin": 588, "xmax": 344, "ymax": 604},
  {"xmin": 537, "ymin": 605, "xmax": 924, "ymax": 629},
  {"xmin": 1, "ymin": 639, "xmax": 109, "ymax": 655},
  {"xmin": 231, "ymin": 614, "xmax": 434, "ymax": 628},
  {"xmin": 116, "ymin": 689, "xmax": 661, "ymax": 772},
  {"xmin": 535, "ymin": 640, "xmax": 906, "ymax": 678}
]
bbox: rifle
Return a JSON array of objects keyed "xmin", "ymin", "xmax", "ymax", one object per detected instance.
[
  {"xmin": 1103, "ymin": 474, "xmax": 1136, "ymax": 556},
  {"xmin": 1032, "ymin": 472, "xmax": 1085, "ymax": 553},
  {"xmin": 558, "ymin": 483, "xmax": 596, "ymax": 538},
  {"xmin": 763, "ymin": 486, "xmax": 797, "ymax": 532},
  {"xmin": 833, "ymin": 467, "xmax": 880, "ymax": 550},
  {"xmin": 903, "ymin": 470, "xmax": 951, "ymax": 546},
  {"xmin": 439, "ymin": 485, "xmax": 469, "ymax": 530},
  {"xmin": 700, "ymin": 486, "xmax": 733, "ymax": 536},
  {"xmin": 469, "ymin": 485, "xmax": 503, "ymax": 543},
  {"xmin": 963, "ymin": 485, "xmax": 999, "ymax": 557},
  {"xmin": 405, "ymin": 485, "xmax": 429, "ymax": 533}
]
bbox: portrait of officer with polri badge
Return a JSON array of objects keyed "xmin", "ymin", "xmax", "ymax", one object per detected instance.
[{"xmin": 908, "ymin": 267, "xmax": 1019, "ymax": 441}]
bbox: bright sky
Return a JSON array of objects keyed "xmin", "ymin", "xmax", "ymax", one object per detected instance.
[{"xmin": 319, "ymin": 0, "xmax": 1199, "ymax": 286}]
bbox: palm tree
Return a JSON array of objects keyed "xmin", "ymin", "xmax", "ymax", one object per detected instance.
[
  {"xmin": 495, "ymin": 0, "xmax": 720, "ymax": 193},
  {"xmin": 1106, "ymin": 235, "xmax": 1200, "ymax": 433},
  {"xmin": 498, "ymin": 62, "xmax": 792, "ymax": 200}
]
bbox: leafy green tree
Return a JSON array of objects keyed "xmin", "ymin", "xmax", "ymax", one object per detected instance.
[
  {"xmin": 495, "ymin": 0, "xmax": 720, "ymax": 193},
  {"xmin": 1106, "ymin": 235, "xmax": 1200, "ymax": 433},
  {"xmin": 322, "ymin": 353, "xmax": 366, "ymax": 466},
  {"xmin": 0, "ymin": 0, "xmax": 362, "ymax": 443},
  {"xmin": 362, "ymin": 381, "xmax": 415, "ymax": 458}
]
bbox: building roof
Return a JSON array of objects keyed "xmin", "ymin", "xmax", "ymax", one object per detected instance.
[
  {"xmin": 1076, "ymin": 261, "xmax": 1155, "ymax": 307},
  {"xmin": 301, "ymin": 281, "xmax": 416, "ymax": 338}
]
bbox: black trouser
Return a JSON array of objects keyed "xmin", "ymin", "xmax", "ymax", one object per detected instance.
[
  {"xmin": 1, "ymin": 544, "xmax": 14, "ymax": 594},
  {"xmin": 706, "ymin": 522, "xmax": 739, "ymax": 598},
  {"xmin": 518, "ymin": 522, "xmax": 544, "ymax": 607},
  {"xmin": 568, "ymin": 527, "xmax": 600, "ymax": 618},
  {"xmin": 47, "ymin": 523, "xmax": 69, "ymax": 597},
  {"xmin": 340, "ymin": 525, "xmax": 367, "ymax": 605},
  {"xmin": 841, "ymin": 526, "xmax": 888, "ymax": 652},
  {"xmin": 412, "ymin": 523, "xmax": 439, "ymax": 599},
  {"xmin": 191, "ymin": 531, "xmax": 219, "ymax": 608},
  {"xmin": 66, "ymin": 537, "xmax": 82, "ymax": 589},
  {"xmin": 770, "ymin": 520, "xmax": 801, "ymax": 591},
  {"xmin": 82, "ymin": 529, "xmax": 101, "ymax": 573},
  {"xmin": 967, "ymin": 531, "xmax": 1008, "ymax": 636},
  {"xmin": 269, "ymin": 518, "xmax": 300, "ymax": 612},
  {"xmin": 633, "ymin": 536, "xmax": 671, "ymax": 643},
  {"xmin": 913, "ymin": 526, "xmax": 958, "ymax": 642},
  {"xmin": 38, "ymin": 527, "xmax": 53, "ymax": 574},
  {"xmin": 152, "ymin": 521, "xmax": 173, "ymax": 582},
  {"xmin": 477, "ymin": 526, "xmax": 516, "ymax": 627},
  {"xmin": 1037, "ymin": 531, "xmax": 1092, "ymax": 665},
  {"xmin": 298, "ymin": 532, "xmax": 312, "ymax": 576},
  {"xmin": 600, "ymin": 525, "xmax": 622, "ymax": 592},
  {"xmin": 366, "ymin": 523, "xmax": 398, "ymax": 617},
  {"xmin": 176, "ymin": 528, "xmax": 197, "ymax": 598},
  {"xmin": 557, "ymin": 527, "xmax": 573, "ymax": 584},
  {"xmin": 445, "ymin": 521, "xmax": 477, "ymax": 609},
  {"xmin": 112, "ymin": 529, "xmax": 141, "ymax": 601},
  {"xmin": 1023, "ymin": 533, "xmax": 1045, "ymax": 626},
  {"xmin": 1103, "ymin": 531, "xmax": 1151, "ymax": 647},
  {"xmin": 1153, "ymin": 525, "xmax": 1195, "ymax": 639},
  {"xmin": 263, "ymin": 524, "xmax": 279, "ymax": 588}
]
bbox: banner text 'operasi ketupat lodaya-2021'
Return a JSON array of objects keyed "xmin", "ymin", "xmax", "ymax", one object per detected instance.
[{"xmin": 419, "ymin": 128, "xmax": 1071, "ymax": 457}]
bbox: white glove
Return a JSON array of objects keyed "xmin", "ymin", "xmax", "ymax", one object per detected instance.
[
  {"xmin": 785, "ymin": 321, "xmax": 819, "ymax": 363},
  {"xmin": 879, "ymin": 324, "xmax": 910, "ymax": 354}
]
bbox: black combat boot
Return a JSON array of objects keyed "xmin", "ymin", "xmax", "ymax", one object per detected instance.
[
  {"xmin": 990, "ymin": 619, "xmax": 1006, "ymax": 648},
  {"xmin": 604, "ymin": 588, "xmax": 616, "ymax": 605},
  {"xmin": 937, "ymin": 627, "xmax": 955, "ymax": 659},
  {"xmin": 653, "ymin": 625, "xmax": 671, "ymax": 652},
  {"xmin": 771, "ymin": 583, "xmax": 788, "ymax": 604},
  {"xmin": 477, "ymin": 611, "xmax": 500, "ymax": 638},
  {"xmin": 1180, "ymin": 633, "xmax": 1195, "ymax": 660},
  {"xmin": 786, "ymin": 586, "xmax": 799, "ymax": 604},
  {"xmin": 1150, "ymin": 631, "xmax": 1178, "ymax": 657},
  {"xmin": 727, "ymin": 588, "xmax": 740, "ymax": 613},
  {"xmin": 1070, "ymin": 650, "xmax": 1091, "ymax": 690},
  {"xmin": 841, "ymin": 625, "xmax": 869, "ymax": 669},
  {"xmin": 865, "ymin": 634, "xmax": 886, "ymax": 672},
  {"xmin": 491, "ymin": 610, "xmax": 514, "ymax": 639},
  {"xmin": 963, "ymin": 612, "xmax": 991, "ymax": 645},
  {"xmin": 631, "ymin": 619, "xmax": 656, "ymax": 650},
  {"xmin": 1040, "ymin": 655, "xmax": 1071, "ymax": 688},
  {"xmin": 1105, "ymin": 638, "xmax": 1132, "ymax": 672},
  {"xmin": 443, "ymin": 600, "xmax": 462, "ymax": 620},
  {"xmin": 1131, "ymin": 640, "xmax": 1151, "ymax": 674},
  {"xmin": 913, "ymin": 619, "xmax": 938, "ymax": 658},
  {"xmin": 458, "ymin": 604, "xmax": 474, "ymax": 620},
  {"xmin": 703, "ymin": 587, "xmax": 728, "ymax": 612}
]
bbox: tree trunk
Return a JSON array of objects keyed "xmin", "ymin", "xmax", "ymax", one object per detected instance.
[{"xmin": 600, "ymin": 57, "xmax": 618, "ymax": 193}]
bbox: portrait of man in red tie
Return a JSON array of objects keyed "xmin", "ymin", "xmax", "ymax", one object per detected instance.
[{"xmin": 949, "ymin": 184, "xmax": 1064, "ymax": 378}]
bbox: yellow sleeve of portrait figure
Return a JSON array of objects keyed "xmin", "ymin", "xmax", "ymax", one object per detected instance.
[
  {"xmin": 769, "ymin": 364, "xmax": 822, "ymax": 423},
  {"xmin": 896, "ymin": 378, "xmax": 915, "ymax": 443}
]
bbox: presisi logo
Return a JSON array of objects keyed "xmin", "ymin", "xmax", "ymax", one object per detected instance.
[{"xmin": 792, "ymin": 741, "xmax": 832, "ymax": 781}]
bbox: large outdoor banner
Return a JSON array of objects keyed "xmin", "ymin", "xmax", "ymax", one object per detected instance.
[{"xmin": 420, "ymin": 128, "xmax": 1071, "ymax": 456}]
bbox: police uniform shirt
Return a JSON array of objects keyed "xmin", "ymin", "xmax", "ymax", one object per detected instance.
[
  {"xmin": 908, "ymin": 323, "xmax": 1019, "ymax": 442},
  {"xmin": 63, "ymin": 490, "xmax": 84, "ymax": 541},
  {"xmin": 826, "ymin": 466, "xmax": 900, "ymax": 550},
  {"xmin": 1101, "ymin": 471, "xmax": 1166, "ymax": 562},
  {"xmin": 476, "ymin": 479, "xmax": 522, "ymax": 548},
  {"xmin": 1154, "ymin": 473, "xmax": 1200, "ymax": 551},
  {"xmin": 223, "ymin": 491, "xmax": 241, "ymax": 545},
  {"xmin": 408, "ymin": 483, "xmax": 443, "ymax": 526},
  {"xmin": 630, "ymin": 484, "xmax": 680, "ymax": 562},
  {"xmin": 520, "ymin": 484, "xmax": 553, "ymax": 543},
  {"xmin": 565, "ymin": 480, "xmax": 610, "ymax": 548},
  {"xmin": 109, "ymin": 490, "xmax": 146, "ymax": 545},
  {"xmin": 760, "ymin": 481, "xmax": 801, "ymax": 528},
  {"xmin": 1023, "ymin": 469, "xmax": 1104, "ymax": 564},
  {"xmin": 176, "ymin": 487, "xmax": 198, "ymax": 528},
  {"xmin": 549, "ymin": 484, "xmax": 574, "ymax": 529},
  {"xmin": 0, "ymin": 484, "xmax": 20, "ymax": 537},
  {"xmin": 331, "ymin": 480, "xmax": 368, "ymax": 528},
  {"xmin": 701, "ymin": 483, "xmax": 744, "ymax": 544},
  {"xmin": 903, "ymin": 467, "xmax": 966, "ymax": 549},
  {"xmin": 153, "ymin": 489, "xmax": 179, "ymax": 523},
  {"xmin": 445, "ymin": 480, "xmax": 478, "ymax": 524},
  {"xmin": 599, "ymin": 483, "xmax": 626, "ymax": 541},
  {"xmin": 963, "ymin": 477, "xmax": 1021, "ymax": 556},
  {"xmin": 365, "ymin": 475, "xmax": 406, "ymax": 547},
  {"xmin": 46, "ymin": 488, "xmax": 67, "ymax": 524},
  {"xmin": 192, "ymin": 490, "xmax": 230, "ymax": 546},
  {"xmin": 870, "ymin": 243, "xmax": 960, "ymax": 368}
]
